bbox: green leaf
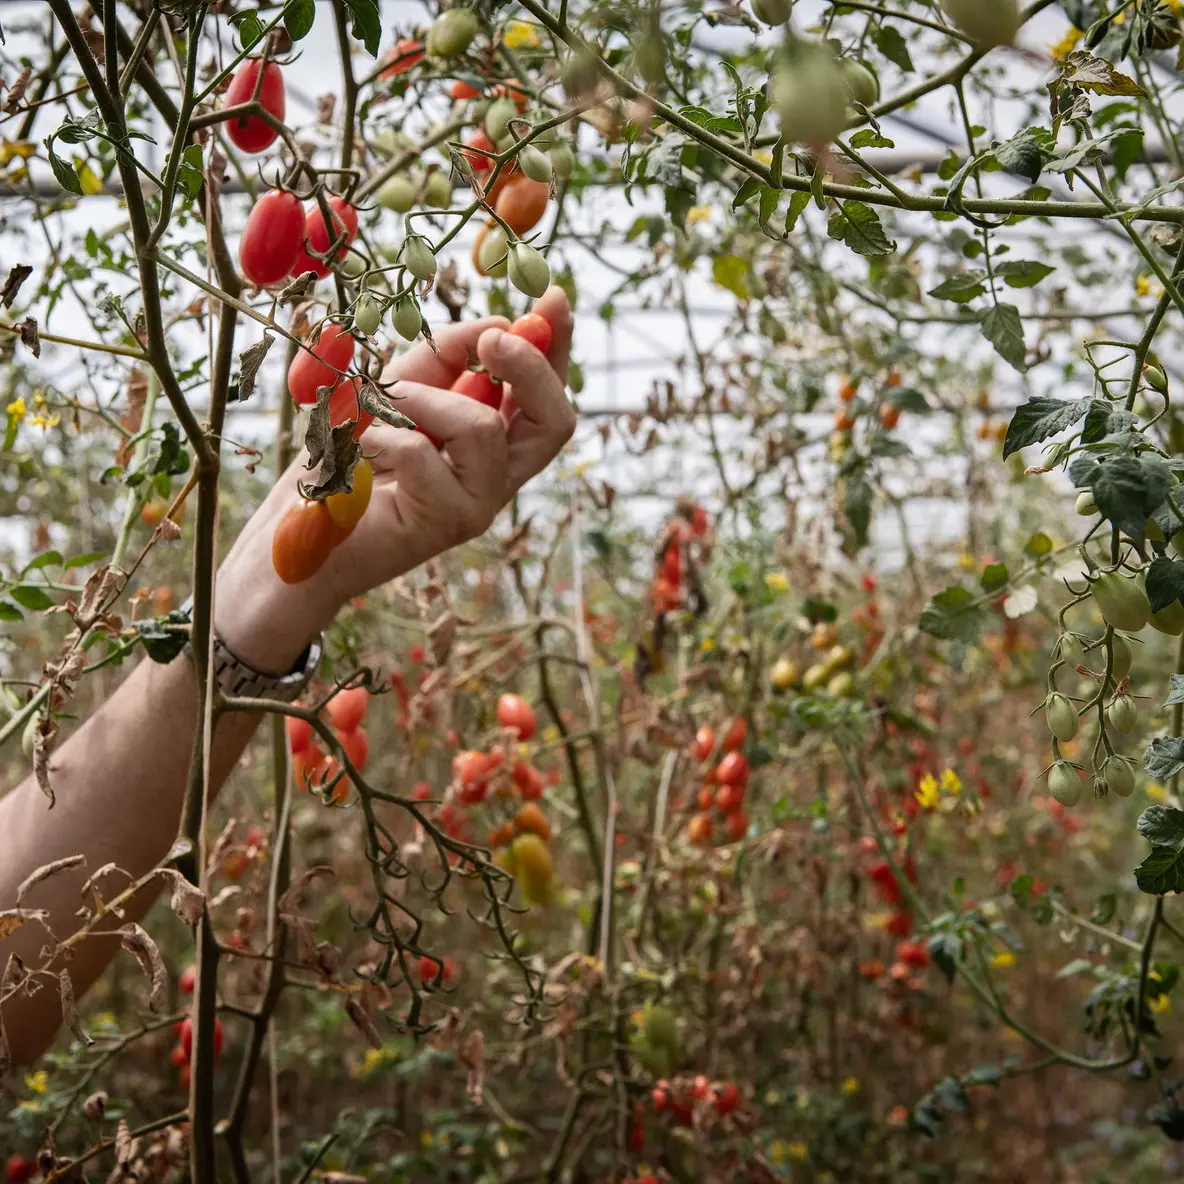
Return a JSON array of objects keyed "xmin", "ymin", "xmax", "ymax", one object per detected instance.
[
  {"xmin": 65, "ymin": 551, "xmax": 105, "ymax": 570},
  {"xmin": 849, "ymin": 129, "xmax": 894, "ymax": 150},
  {"xmin": 45, "ymin": 135, "xmax": 83, "ymax": 195},
  {"xmin": 176, "ymin": 143, "xmax": 204, "ymax": 201},
  {"xmin": 234, "ymin": 10, "xmax": 265, "ymax": 49},
  {"xmin": 1061, "ymin": 50, "xmax": 1146, "ymax": 97},
  {"xmin": 732, "ymin": 177, "xmax": 763, "ymax": 210},
  {"xmin": 783, "ymin": 190, "xmax": 810, "ymax": 234},
  {"xmin": 928, "ymin": 933, "xmax": 960, "ymax": 984},
  {"xmin": 0, "ymin": 602, "xmax": 22, "ymax": 622},
  {"xmin": 342, "ymin": 0, "xmax": 381, "ymax": 55},
  {"xmin": 1144, "ymin": 737, "xmax": 1184, "ymax": 782},
  {"xmin": 980, "ymin": 563, "xmax": 1009, "ymax": 593},
  {"xmin": 1080, "ymin": 398, "xmax": 1138, "ymax": 444},
  {"xmin": 994, "ymin": 129, "xmax": 1048, "ymax": 183},
  {"xmin": 1164, "ymin": 674, "xmax": 1184, "ymax": 708},
  {"xmin": 711, "ymin": 254, "xmax": 749, "ymax": 299},
  {"xmin": 21, "ymin": 550, "xmax": 62, "ymax": 575},
  {"xmin": 10, "ymin": 585, "xmax": 54, "ymax": 611},
  {"xmin": 1135, "ymin": 845, "xmax": 1184, "ymax": 895},
  {"xmin": 1069, "ymin": 453, "xmax": 1172, "ymax": 546},
  {"xmin": 1001, "ymin": 395, "xmax": 1090, "ymax": 459},
  {"xmin": 1055, "ymin": 958, "xmax": 1093, "ymax": 979},
  {"xmin": 873, "ymin": 24, "xmax": 913, "ymax": 72},
  {"xmin": 919, "ymin": 587, "xmax": 988, "ymax": 645},
  {"xmin": 929, "ymin": 271, "xmax": 987, "ymax": 304},
  {"xmin": 886, "ymin": 386, "xmax": 929, "ymax": 413},
  {"xmin": 1146, "ymin": 557, "xmax": 1184, "ymax": 613},
  {"xmin": 1138, "ymin": 806, "xmax": 1184, "ymax": 848},
  {"xmin": 842, "ymin": 472, "xmax": 872, "ymax": 549},
  {"xmin": 966, "ymin": 1065, "xmax": 1002, "ymax": 1086},
  {"xmin": 285, "ymin": 0, "xmax": 316, "ymax": 40},
  {"xmin": 1024, "ymin": 531, "xmax": 1054, "ymax": 557},
  {"xmin": 994, "ymin": 260, "xmax": 1055, "ymax": 289},
  {"xmin": 978, "ymin": 303, "xmax": 1027, "ymax": 373},
  {"xmin": 1090, "ymin": 893, "xmax": 1117, "ymax": 924},
  {"xmin": 827, "ymin": 200, "xmax": 895, "ymax": 257}
]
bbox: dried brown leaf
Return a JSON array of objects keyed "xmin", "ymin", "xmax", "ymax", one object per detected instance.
[
  {"xmin": 0, "ymin": 909, "xmax": 47, "ymax": 940},
  {"xmin": 83, "ymin": 1090, "xmax": 108, "ymax": 1121},
  {"xmin": 461, "ymin": 1028, "xmax": 485, "ymax": 1104},
  {"xmin": 235, "ymin": 333, "xmax": 273, "ymax": 402},
  {"xmin": 428, "ymin": 611, "xmax": 462, "ymax": 665},
  {"xmin": 164, "ymin": 871, "xmax": 205, "ymax": 927},
  {"xmin": 114, "ymin": 1118, "xmax": 137, "ymax": 1165},
  {"xmin": 0, "ymin": 1007, "xmax": 9, "ymax": 1081},
  {"xmin": 279, "ymin": 271, "xmax": 319, "ymax": 306},
  {"xmin": 358, "ymin": 380, "xmax": 416, "ymax": 430},
  {"xmin": 119, "ymin": 923, "xmax": 167, "ymax": 1011},
  {"xmin": 17, "ymin": 315, "xmax": 38, "ymax": 357},
  {"xmin": 16, "ymin": 855, "xmax": 85, "ymax": 905},
  {"xmin": 277, "ymin": 865, "xmax": 334, "ymax": 915},
  {"xmin": 344, "ymin": 996, "xmax": 383, "ymax": 1049},
  {"xmin": 0, "ymin": 263, "xmax": 32, "ymax": 309},
  {"xmin": 59, "ymin": 969, "xmax": 92, "ymax": 1046},
  {"xmin": 3, "ymin": 67, "xmax": 31, "ymax": 114}
]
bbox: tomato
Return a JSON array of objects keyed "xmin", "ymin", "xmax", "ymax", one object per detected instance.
[
  {"xmin": 514, "ymin": 801, "xmax": 551, "ymax": 841},
  {"xmin": 716, "ymin": 752, "xmax": 749, "ymax": 790},
  {"xmin": 491, "ymin": 78, "xmax": 530, "ymax": 110},
  {"xmin": 494, "ymin": 175, "xmax": 550, "ymax": 235},
  {"xmin": 713, "ymin": 1081, "xmax": 740, "ymax": 1115},
  {"xmin": 224, "ymin": 59, "xmax": 285, "ymax": 154},
  {"xmin": 473, "ymin": 223, "xmax": 509, "ymax": 278},
  {"xmin": 510, "ymin": 312, "xmax": 553, "ymax": 355},
  {"xmin": 328, "ymin": 378, "xmax": 374, "ymax": 440},
  {"xmin": 240, "ymin": 189, "xmax": 304, "ymax": 286},
  {"xmin": 839, "ymin": 379, "xmax": 858, "ymax": 402},
  {"xmin": 1090, "ymin": 570, "xmax": 1151, "ymax": 633},
  {"xmin": 722, "ymin": 717, "xmax": 747, "ymax": 751},
  {"xmin": 427, "ymin": 8, "xmax": 478, "ymax": 57},
  {"xmin": 688, "ymin": 1073, "xmax": 710, "ymax": 1101},
  {"xmin": 687, "ymin": 812, "xmax": 713, "ymax": 846},
  {"xmin": 689, "ymin": 725, "xmax": 715, "ymax": 762},
  {"xmin": 449, "ymin": 78, "xmax": 482, "ymax": 100},
  {"xmin": 939, "ymin": 0, "xmax": 1021, "ymax": 48},
  {"xmin": 286, "ymin": 713, "xmax": 313, "ymax": 755},
  {"xmin": 512, "ymin": 760, "xmax": 543, "ymax": 799},
  {"xmin": 180, "ymin": 1015, "xmax": 224, "ymax": 1061},
  {"xmin": 1102, "ymin": 754, "xmax": 1136, "ymax": 798},
  {"xmin": 896, "ymin": 940, "xmax": 929, "ymax": 968},
  {"xmin": 878, "ymin": 403, "xmax": 901, "ymax": 430},
  {"xmin": 651, "ymin": 1086, "xmax": 669, "ymax": 1112},
  {"xmin": 293, "ymin": 743, "xmax": 327, "ymax": 792},
  {"xmin": 1045, "ymin": 693, "xmax": 1078, "ymax": 742},
  {"xmin": 510, "ymin": 832, "xmax": 554, "ymax": 904},
  {"xmin": 272, "ymin": 500, "xmax": 338, "ymax": 584},
  {"xmin": 287, "ymin": 322, "xmax": 355, "ymax": 406},
  {"xmin": 697, "ymin": 786, "xmax": 715, "ymax": 812},
  {"xmin": 508, "ymin": 242, "xmax": 551, "ymax": 298},
  {"xmin": 715, "ymin": 782, "xmax": 745, "ymax": 814},
  {"xmin": 454, "ymin": 749, "xmax": 492, "ymax": 800},
  {"xmin": 327, "ymin": 686, "xmax": 369, "ymax": 732},
  {"xmin": 178, "ymin": 1063, "xmax": 192, "ymax": 1088},
  {"xmin": 418, "ymin": 953, "xmax": 456, "ymax": 985},
  {"xmin": 496, "ymin": 692, "xmax": 537, "ymax": 740},
  {"xmin": 1108, "ymin": 693, "xmax": 1137, "ymax": 734},
  {"xmin": 462, "ymin": 128, "xmax": 497, "ymax": 174},
  {"xmin": 771, "ymin": 44, "xmax": 848, "ymax": 147},
  {"xmin": 381, "ymin": 38, "xmax": 425, "ymax": 78},
  {"xmin": 179, "ymin": 963, "xmax": 197, "ymax": 994},
  {"xmin": 338, "ymin": 725, "xmax": 369, "ymax": 771},
  {"xmin": 834, "ymin": 410, "xmax": 855, "ymax": 432},
  {"xmin": 661, "ymin": 543, "xmax": 682, "ymax": 585},
  {"xmin": 325, "ymin": 457, "xmax": 373, "ymax": 537},
  {"xmin": 169, "ymin": 1043, "xmax": 187, "ymax": 1068},
  {"xmin": 724, "ymin": 809, "xmax": 748, "ymax": 842},
  {"xmin": 291, "ymin": 196, "xmax": 359, "ymax": 279},
  {"xmin": 411, "ymin": 781, "xmax": 432, "ymax": 800}
]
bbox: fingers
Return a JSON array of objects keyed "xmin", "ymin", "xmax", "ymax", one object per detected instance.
[
  {"xmin": 383, "ymin": 316, "xmax": 511, "ymax": 390},
  {"xmin": 530, "ymin": 286, "xmax": 574, "ymax": 380},
  {"xmin": 476, "ymin": 320, "xmax": 577, "ymax": 492}
]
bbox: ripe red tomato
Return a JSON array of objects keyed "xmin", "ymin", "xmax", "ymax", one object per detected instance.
[
  {"xmin": 411, "ymin": 781, "xmax": 432, "ymax": 800},
  {"xmin": 715, "ymin": 782, "xmax": 745, "ymax": 814},
  {"xmin": 690, "ymin": 504, "xmax": 709, "ymax": 536},
  {"xmin": 272, "ymin": 500, "xmax": 338, "ymax": 584},
  {"xmin": 689, "ymin": 725, "xmax": 715, "ymax": 763},
  {"xmin": 337, "ymin": 726, "xmax": 369, "ymax": 771},
  {"xmin": 462, "ymin": 128, "xmax": 497, "ymax": 174},
  {"xmin": 510, "ymin": 312, "xmax": 554, "ymax": 355},
  {"xmin": 178, "ymin": 1063, "xmax": 192, "ymax": 1088},
  {"xmin": 697, "ymin": 786, "xmax": 715, "ymax": 812},
  {"xmin": 240, "ymin": 189, "xmax": 304, "ymax": 286},
  {"xmin": 687, "ymin": 812, "xmax": 713, "ymax": 846},
  {"xmin": 885, "ymin": 910, "xmax": 913, "ymax": 937},
  {"xmin": 661, "ymin": 543, "xmax": 681, "ymax": 584},
  {"xmin": 689, "ymin": 1073, "xmax": 710, "ymax": 1101},
  {"xmin": 724, "ymin": 808, "xmax": 748, "ymax": 842},
  {"xmin": 722, "ymin": 717, "xmax": 748, "ymax": 751},
  {"xmin": 327, "ymin": 686, "xmax": 369, "ymax": 732},
  {"xmin": 896, "ymin": 940, "xmax": 929, "ymax": 968},
  {"xmin": 179, "ymin": 963, "xmax": 197, "ymax": 994},
  {"xmin": 494, "ymin": 175, "xmax": 550, "ymax": 235},
  {"xmin": 293, "ymin": 743, "xmax": 327, "ymax": 792},
  {"xmin": 496, "ymin": 692, "xmax": 537, "ymax": 740},
  {"xmin": 288, "ymin": 322, "xmax": 355, "ymax": 406},
  {"xmin": 418, "ymin": 954, "xmax": 456, "ymax": 985},
  {"xmin": 451, "ymin": 366, "xmax": 503, "ymax": 410},
  {"xmin": 381, "ymin": 38, "xmax": 425, "ymax": 78},
  {"xmin": 651, "ymin": 1086, "xmax": 669, "ymax": 1112},
  {"xmin": 449, "ymin": 78, "xmax": 482, "ymax": 100},
  {"xmin": 454, "ymin": 749, "xmax": 493, "ymax": 801},
  {"xmin": 180, "ymin": 1015, "xmax": 224, "ymax": 1061},
  {"xmin": 168, "ymin": 1043, "xmax": 187, "ymax": 1068},
  {"xmin": 286, "ymin": 714, "xmax": 313, "ymax": 755},
  {"xmin": 328, "ymin": 378, "xmax": 374, "ymax": 440},
  {"xmin": 715, "ymin": 751, "xmax": 749, "ymax": 787},
  {"xmin": 291, "ymin": 195, "xmax": 358, "ymax": 279},
  {"xmin": 713, "ymin": 1080, "xmax": 740, "ymax": 1115},
  {"xmin": 512, "ymin": 760, "xmax": 543, "ymax": 799},
  {"xmin": 225, "ymin": 59, "xmax": 285, "ymax": 153}
]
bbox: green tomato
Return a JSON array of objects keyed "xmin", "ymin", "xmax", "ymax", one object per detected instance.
[
  {"xmin": 485, "ymin": 97, "xmax": 519, "ymax": 143},
  {"xmin": 771, "ymin": 43, "xmax": 849, "ymax": 146},
  {"xmin": 1045, "ymin": 693, "xmax": 1078, "ymax": 743},
  {"xmin": 340, "ymin": 250, "xmax": 367, "ymax": 280},
  {"xmin": 352, "ymin": 292, "xmax": 381, "ymax": 337},
  {"xmin": 1151, "ymin": 599, "xmax": 1184, "ymax": 636},
  {"xmin": 476, "ymin": 225, "xmax": 509, "ymax": 277},
  {"xmin": 751, "ymin": 0, "xmax": 792, "ymax": 25},
  {"xmin": 939, "ymin": 0, "xmax": 1021, "ymax": 47},
  {"xmin": 1108, "ymin": 694, "xmax": 1137, "ymax": 735},
  {"xmin": 402, "ymin": 235, "xmax": 438, "ymax": 282},
  {"xmin": 1101, "ymin": 754, "xmax": 1136, "ymax": 798},
  {"xmin": 549, "ymin": 139, "xmax": 575, "ymax": 180},
  {"xmin": 1075, "ymin": 491, "xmax": 1098, "ymax": 516},
  {"xmin": 423, "ymin": 171, "xmax": 453, "ymax": 210},
  {"xmin": 377, "ymin": 173, "xmax": 419, "ymax": 213},
  {"xmin": 827, "ymin": 671, "xmax": 856, "ymax": 698},
  {"xmin": 1047, "ymin": 761, "xmax": 1082, "ymax": 807},
  {"xmin": 427, "ymin": 8, "xmax": 478, "ymax": 58},
  {"xmin": 1145, "ymin": 364, "xmax": 1169, "ymax": 393},
  {"xmin": 1090, "ymin": 571, "xmax": 1151, "ymax": 634},
  {"xmin": 841, "ymin": 59, "xmax": 879, "ymax": 107},
  {"xmin": 391, "ymin": 296, "xmax": 423, "ymax": 342},
  {"xmin": 508, "ymin": 242, "xmax": 551, "ymax": 298},
  {"xmin": 634, "ymin": 27, "xmax": 666, "ymax": 83},
  {"xmin": 518, "ymin": 144, "xmax": 553, "ymax": 184},
  {"xmin": 1109, "ymin": 633, "xmax": 1133, "ymax": 681}
]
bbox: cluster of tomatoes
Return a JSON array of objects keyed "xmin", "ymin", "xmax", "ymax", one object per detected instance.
[
  {"xmin": 684, "ymin": 717, "xmax": 750, "ymax": 847},
  {"xmin": 639, "ymin": 1073, "xmax": 742, "ymax": 1143},
  {"xmin": 650, "ymin": 500, "xmax": 711, "ymax": 617},
  {"xmin": 833, "ymin": 372, "xmax": 904, "ymax": 437},
  {"xmin": 5, "ymin": 1156, "xmax": 34, "ymax": 1184},
  {"xmin": 285, "ymin": 684, "xmax": 371, "ymax": 805},
  {"xmin": 862, "ymin": 836, "xmax": 919, "ymax": 939},
  {"xmin": 167, "ymin": 964, "xmax": 225, "ymax": 1089}
]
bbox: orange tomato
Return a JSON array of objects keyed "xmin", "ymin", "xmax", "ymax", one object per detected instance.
[
  {"xmin": 381, "ymin": 38, "xmax": 425, "ymax": 79},
  {"xmin": 325, "ymin": 457, "xmax": 373, "ymax": 536},
  {"xmin": 326, "ymin": 686, "xmax": 369, "ymax": 732},
  {"xmin": 839, "ymin": 379, "xmax": 858, "ymax": 402},
  {"xmin": 878, "ymin": 404, "xmax": 901, "ymax": 429},
  {"xmin": 272, "ymin": 500, "xmax": 338, "ymax": 584},
  {"xmin": 513, "ymin": 801, "xmax": 551, "ymax": 841},
  {"xmin": 687, "ymin": 812, "xmax": 713, "ymax": 846},
  {"xmin": 494, "ymin": 175, "xmax": 550, "ymax": 235},
  {"xmin": 834, "ymin": 410, "xmax": 855, "ymax": 432},
  {"xmin": 449, "ymin": 78, "xmax": 482, "ymax": 100},
  {"xmin": 337, "ymin": 725, "xmax": 369, "ymax": 772}
]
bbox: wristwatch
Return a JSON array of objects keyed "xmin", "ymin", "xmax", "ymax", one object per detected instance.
[{"xmin": 177, "ymin": 596, "xmax": 322, "ymax": 703}]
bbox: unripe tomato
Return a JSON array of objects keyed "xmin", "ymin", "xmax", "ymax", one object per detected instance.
[
  {"xmin": 510, "ymin": 832, "xmax": 554, "ymax": 904},
  {"xmin": 427, "ymin": 8, "xmax": 478, "ymax": 57},
  {"xmin": 549, "ymin": 139, "xmax": 575, "ymax": 180},
  {"xmin": 1110, "ymin": 633, "xmax": 1133, "ymax": 680},
  {"xmin": 722, "ymin": 717, "xmax": 748, "ymax": 751},
  {"xmin": 392, "ymin": 295, "xmax": 424, "ymax": 341},
  {"xmin": 179, "ymin": 963, "xmax": 197, "ymax": 994},
  {"xmin": 338, "ymin": 725, "xmax": 369, "ymax": 772},
  {"xmin": 488, "ymin": 821, "xmax": 515, "ymax": 848},
  {"xmin": 510, "ymin": 312, "xmax": 554, "ymax": 354},
  {"xmin": 497, "ymin": 692, "xmax": 537, "ymax": 740},
  {"xmin": 225, "ymin": 59, "xmax": 285, "ymax": 154},
  {"xmin": 328, "ymin": 378, "xmax": 374, "ymax": 440},
  {"xmin": 291, "ymin": 196, "xmax": 358, "ymax": 279},
  {"xmin": 180, "ymin": 1015, "xmax": 224, "ymax": 1061},
  {"xmin": 689, "ymin": 725, "xmax": 715, "ymax": 762},
  {"xmin": 1108, "ymin": 693, "xmax": 1137, "ymax": 735},
  {"xmin": 352, "ymin": 293, "xmax": 381, "ymax": 338},
  {"xmin": 423, "ymin": 171, "xmax": 453, "ymax": 209},
  {"xmin": 403, "ymin": 235, "xmax": 438, "ymax": 281},
  {"xmin": 514, "ymin": 801, "xmax": 551, "ymax": 841},
  {"xmin": 724, "ymin": 809, "xmax": 749, "ymax": 842},
  {"xmin": 1102, "ymin": 754, "xmax": 1136, "ymax": 798},
  {"xmin": 1146, "ymin": 364, "xmax": 1169, "ymax": 392},
  {"xmin": 508, "ymin": 242, "xmax": 551, "ymax": 298},
  {"xmin": 713, "ymin": 1081, "xmax": 741, "ymax": 1115},
  {"xmin": 518, "ymin": 143, "xmax": 554, "ymax": 184},
  {"xmin": 452, "ymin": 367, "xmax": 503, "ymax": 410},
  {"xmin": 716, "ymin": 751, "xmax": 749, "ymax": 787},
  {"xmin": 939, "ymin": 0, "xmax": 1021, "ymax": 48},
  {"xmin": 287, "ymin": 322, "xmax": 355, "ymax": 406},
  {"xmin": 327, "ymin": 686, "xmax": 369, "ymax": 732},
  {"xmin": 272, "ymin": 500, "xmax": 338, "ymax": 584},
  {"xmin": 687, "ymin": 812, "xmax": 713, "ymax": 846},
  {"xmin": 377, "ymin": 172, "xmax": 420, "ymax": 213},
  {"xmin": 1045, "ymin": 693, "xmax": 1078, "ymax": 743},
  {"xmin": 715, "ymin": 782, "xmax": 745, "ymax": 814},
  {"xmin": 751, "ymin": 0, "xmax": 792, "ymax": 24},
  {"xmin": 828, "ymin": 671, "xmax": 856, "ymax": 698},
  {"xmin": 1047, "ymin": 761, "xmax": 1082, "ymax": 807},
  {"xmin": 512, "ymin": 760, "xmax": 544, "ymax": 799},
  {"xmin": 494, "ymin": 176, "xmax": 550, "ymax": 235},
  {"xmin": 484, "ymin": 96, "xmax": 519, "ymax": 142},
  {"xmin": 381, "ymin": 38, "xmax": 425, "ymax": 78},
  {"xmin": 771, "ymin": 44, "xmax": 849, "ymax": 147},
  {"xmin": 1151, "ymin": 599, "xmax": 1184, "ymax": 636},
  {"xmin": 325, "ymin": 457, "xmax": 373, "ymax": 536},
  {"xmin": 842, "ymin": 59, "xmax": 879, "ymax": 107},
  {"xmin": 240, "ymin": 189, "xmax": 305, "ymax": 286},
  {"xmin": 634, "ymin": 26, "xmax": 666, "ymax": 83},
  {"xmin": 1090, "ymin": 571, "xmax": 1151, "ymax": 633},
  {"xmin": 1075, "ymin": 491, "xmax": 1098, "ymax": 516},
  {"xmin": 770, "ymin": 657, "xmax": 798, "ymax": 692},
  {"xmin": 418, "ymin": 953, "xmax": 456, "ymax": 985},
  {"xmin": 473, "ymin": 222, "xmax": 509, "ymax": 277}
]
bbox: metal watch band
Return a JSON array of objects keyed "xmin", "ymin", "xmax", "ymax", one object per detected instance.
[{"xmin": 177, "ymin": 596, "xmax": 322, "ymax": 703}]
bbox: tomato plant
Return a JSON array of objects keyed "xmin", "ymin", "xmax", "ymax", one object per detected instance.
[{"xmin": 224, "ymin": 58, "xmax": 285, "ymax": 153}]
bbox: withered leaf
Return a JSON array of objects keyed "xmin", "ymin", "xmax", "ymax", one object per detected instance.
[
  {"xmin": 83, "ymin": 1090, "xmax": 108, "ymax": 1121},
  {"xmin": 59, "ymin": 969, "xmax": 92, "ymax": 1046},
  {"xmin": 358, "ymin": 380, "xmax": 416, "ymax": 430},
  {"xmin": 163, "ymin": 870, "xmax": 205, "ymax": 927},
  {"xmin": 277, "ymin": 864, "xmax": 335, "ymax": 915},
  {"xmin": 32, "ymin": 722, "xmax": 55, "ymax": 807},
  {"xmin": 300, "ymin": 421, "xmax": 361, "ymax": 499},
  {"xmin": 119, "ymin": 923, "xmax": 167, "ymax": 1011},
  {"xmin": 16, "ymin": 855, "xmax": 85, "ymax": 904},
  {"xmin": 0, "ymin": 1007, "xmax": 9, "ymax": 1080},
  {"xmin": 428, "ymin": 611, "xmax": 464, "ymax": 665},
  {"xmin": 0, "ymin": 908, "xmax": 48, "ymax": 939},
  {"xmin": 435, "ymin": 259, "xmax": 469, "ymax": 321},
  {"xmin": 0, "ymin": 264, "xmax": 32, "ymax": 309},
  {"xmin": 116, "ymin": 368, "xmax": 148, "ymax": 467},
  {"xmin": 3, "ymin": 66, "xmax": 31, "ymax": 114},
  {"xmin": 461, "ymin": 1028, "xmax": 485, "ymax": 1104},
  {"xmin": 279, "ymin": 271, "xmax": 318, "ymax": 305},
  {"xmin": 114, "ymin": 1118, "xmax": 137, "ymax": 1165},
  {"xmin": 344, "ymin": 996, "xmax": 383, "ymax": 1049},
  {"xmin": 234, "ymin": 332, "xmax": 273, "ymax": 403},
  {"xmin": 17, "ymin": 316, "xmax": 38, "ymax": 357}
]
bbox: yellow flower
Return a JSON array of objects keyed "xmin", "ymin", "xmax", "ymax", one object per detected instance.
[
  {"xmin": 421, "ymin": 1131, "xmax": 434, "ymax": 1148},
  {"xmin": 915, "ymin": 773, "xmax": 939, "ymax": 810},
  {"xmin": 1151, "ymin": 993, "xmax": 1172, "ymax": 1016},
  {"xmin": 841, "ymin": 1076, "xmax": 860, "ymax": 1095},
  {"xmin": 6, "ymin": 397, "xmax": 26, "ymax": 423},
  {"xmin": 700, "ymin": 636, "xmax": 716, "ymax": 653},
  {"xmin": 787, "ymin": 1140, "xmax": 809, "ymax": 1162},
  {"xmin": 1049, "ymin": 25, "xmax": 1083, "ymax": 61},
  {"xmin": 353, "ymin": 1045, "xmax": 401, "ymax": 1078},
  {"xmin": 991, "ymin": 951, "xmax": 1016, "ymax": 970},
  {"xmin": 25, "ymin": 1070, "xmax": 48, "ymax": 1094},
  {"xmin": 940, "ymin": 768, "xmax": 962, "ymax": 795},
  {"xmin": 754, "ymin": 150, "xmax": 772, "ymax": 165},
  {"xmin": 764, "ymin": 571, "xmax": 790, "ymax": 593},
  {"xmin": 503, "ymin": 20, "xmax": 540, "ymax": 49},
  {"xmin": 955, "ymin": 552, "xmax": 976, "ymax": 570},
  {"xmin": 542, "ymin": 725, "xmax": 560, "ymax": 745},
  {"xmin": 686, "ymin": 205, "xmax": 714, "ymax": 224},
  {"xmin": 1147, "ymin": 781, "xmax": 1169, "ymax": 803}
]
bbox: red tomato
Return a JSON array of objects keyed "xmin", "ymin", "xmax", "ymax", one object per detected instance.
[
  {"xmin": 286, "ymin": 713, "xmax": 313, "ymax": 755},
  {"xmin": 724, "ymin": 809, "xmax": 748, "ymax": 842},
  {"xmin": 449, "ymin": 78, "xmax": 482, "ymax": 100},
  {"xmin": 180, "ymin": 1015, "xmax": 224, "ymax": 1061},
  {"xmin": 168, "ymin": 1043, "xmax": 187, "ymax": 1068},
  {"xmin": 338, "ymin": 725, "xmax": 369, "ymax": 771},
  {"xmin": 179, "ymin": 964, "xmax": 196, "ymax": 994},
  {"xmin": 879, "ymin": 404, "xmax": 901, "ymax": 429},
  {"xmin": 411, "ymin": 781, "xmax": 432, "ymax": 801},
  {"xmin": 715, "ymin": 751, "xmax": 749, "ymax": 788},
  {"xmin": 697, "ymin": 786, "xmax": 715, "ymax": 812},
  {"xmin": 721, "ymin": 717, "xmax": 748, "ymax": 751},
  {"xmin": 510, "ymin": 312, "xmax": 553, "ymax": 354},
  {"xmin": 454, "ymin": 749, "xmax": 493, "ymax": 801},
  {"xmin": 224, "ymin": 59, "xmax": 285, "ymax": 153},
  {"xmin": 178, "ymin": 1063, "xmax": 192, "ymax": 1088},
  {"xmin": 418, "ymin": 954, "xmax": 456, "ymax": 985},
  {"xmin": 494, "ymin": 175, "xmax": 550, "ymax": 235},
  {"xmin": 272, "ymin": 500, "xmax": 338, "ymax": 584},
  {"xmin": 291, "ymin": 195, "xmax": 358, "ymax": 279},
  {"xmin": 713, "ymin": 1080, "xmax": 740, "ymax": 1115},
  {"xmin": 687, "ymin": 812, "xmax": 713, "ymax": 846},
  {"xmin": 288, "ymin": 322, "xmax": 355, "ymax": 406},
  {"xmin": 496, "ymin": 692, "xmax": 537, "ymax": 740},
  {"xmin": 651, "ymin": 1086, "xmax": 669, "ymax": 1112},
  {"xmin": 661, "ymin": 543, "xmax": 681, "ymax": 584},
  {"xmin": 689, "ymin": 1073, "xmax": 710, "ymax": 1101},
  {"xmin": 5, "ymin": 1160, "xmax": 34, "ymax": 1184},
  {"xmin": 690, "ymin": 505, "xmax": 709, "ymax": 535},
  {"xmin": 512, "ymin": 760, "xmax": 543, "ymax": 799},
  {"xmin": 689, "ymin": 725, "xmax": 715, "ymax": 763},
  {"xmin": 896, "ymin": 940, "xmax": 929, "ymax": 968},
  {"xmin": 491, "ymin": 78, "xmax": 530, "ymax": 110},
  {"xmin": 328, "ymin": 377, "xmax": 374, "ymax": 440},
  {"xmin": 451, "ymin": 366, "xmax": 503, "ymax": 410},
  {"xmin": 381, "ymin": 38, "xmax": 425, "ymax": 78},
  {"xmin": 885, "ymin": 910, "xmax": 913, "ymax": 937},
  {"xmin": 240, "ymin": 189, "xmax": 304, "ymax": 285},
  {"xmin": 293, "ymin": 742, "xmax": 327, "ymax": 792},
  {"xmin": 715, "ymin": 782, "xmax": 745, "ymax": 814},
  {"xmin": 462, "ymin": 128, "xmax": 497, "ymax": 174},
  {"xmin": 327, "ymin": 686, "xmax": 369, "ymax": 732}
]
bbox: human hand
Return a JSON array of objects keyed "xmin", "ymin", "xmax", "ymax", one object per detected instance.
[{"xmin": 215, "ymin": 287, "xmax": 576, "ymax": 673}]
